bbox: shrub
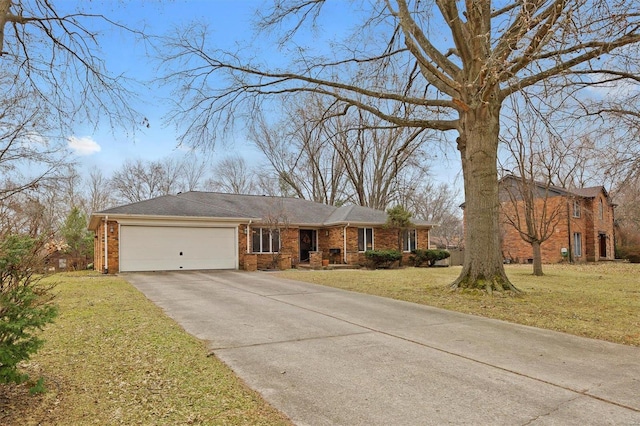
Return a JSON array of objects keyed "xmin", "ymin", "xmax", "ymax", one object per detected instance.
[
  {"xmin": 364, "ymin": 250, "xmax": 402, "ymax": 269},
  {"xmin": 616, "ymin": 245, "xmax": 640, "ymax": 263},
  {"xmin": 410, "ymin": 249, "xmax": 451, "ymax": 267},
  {"xmin": 0, "ymin": 235, "xmax": 57, "ymax": 385}
]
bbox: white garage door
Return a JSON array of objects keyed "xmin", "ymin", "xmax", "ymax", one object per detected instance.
[{"xmin": 120, "ymin": 226, "xmax": 237, "ymax": 272}]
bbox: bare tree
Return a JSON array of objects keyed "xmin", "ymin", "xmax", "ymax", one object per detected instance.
[
  {"xmin": 249, "ymin": 96, "xmax": 348, "ymax": 205},
  {"xmin": 0, "ymin": 79, "xmax": 69, "ymax": 202},
  {"xmin": 85, "ymin": 168, "xmax": 116, "ymax": 215},
  {"xmin": 499, "ymin": 99, "xmax": 570, "ymax": 276},
  {"xmin": 327, "ymin": 106, "xmax": 432, "ymax": 210},
  {"xmin": 613, "ymin": 176, "xmax": 640, "ymax": 262},
  {"xmin": 0, "ymin": 0, "xmax": 140, "ymax": 132},
  {"xmin": 110, "ymin": 158, "xmax": 177, "ymax": 203},
  {"xmin": 110, "ymin": 156, "xmax": 211, "ymax": 203},
  {"xmin": 406, "ymin": 181, "xmax": 463, "ymax": 248},
  {"xmin": 206, "ymin": 155, "xmax": 256, "ymax": 194},
  {"xmin": 0, "ymin": 1, "xmax": 143, "ymax": 234},
  {"xmin": 251, "ymin": 93, "xmax": 432, "ymax": 209},
  {"xmin": 181, "ymin": 152, "xmax": 210, "ymax": 192},
  {"xmin": 161, "ymin": 1, "xmax": 640, "ymax": 291}
]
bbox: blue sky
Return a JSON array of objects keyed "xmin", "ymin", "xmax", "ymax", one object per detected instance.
[
  {"xmin": 64, "ymin": 0, "xmax": 463, "ymax": 188},
  {"xmin": 66, "ymin": 1, "xmax": 261, "ymax": 175}
]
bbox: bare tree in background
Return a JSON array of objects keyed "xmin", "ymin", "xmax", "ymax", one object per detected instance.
[
  {"xmin": 206, "ymin": 155, "xmax": 256, "ymax": 194},
  {"xmin": 85, "ymin": 168, "xmax": 117, "ymax": 215},
  {"xmin": 249, "ymin": 96, "xmax": 348, "ymax": 205},
  {"xmin": 405, "ymin": 181, "xmax": 463, "ymax": 249},
  {"xmin": 110, "ymin": 156, "xmax": 211, "ymax": 203},
  {"xmin": 327, "ymin": 106, "xmax": 432, "ymax": 210},
  {"xmin": 160, "ymin": 1, "xmax": 640, "ymax": 291},
  {"xmin": 181, "ymin": 152, "xmax": 210, "ymax": 192},
  {"xmin": 111, "ymin": 159, "xmax": 166, "ymax": 203},
  {"xmin": 582, "ymin": 74, "xmax": 640, "ymax": 187},
  {"xmin": 251, "ymin": 93, "xmax": 432, "ymax": 209}
]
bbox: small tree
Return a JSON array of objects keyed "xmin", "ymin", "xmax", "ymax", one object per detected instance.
[
  {"xmin": 386, "ymin": 205, "xmax": 413, "ymax": 266},
  {"xmin": 60, "ymin": 207, "xmax": 93, "ymax": 262},
  {"xmin": 0, "ymin": 234, "xmax": 57, "ymax": 385}
]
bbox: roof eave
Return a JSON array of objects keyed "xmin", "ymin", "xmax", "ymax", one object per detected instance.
[{"xmin": 88, "ymin": 213, "xmax": 261, "ymax": 231}]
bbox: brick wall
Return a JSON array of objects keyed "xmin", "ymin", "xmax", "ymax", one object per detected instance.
[
  {"xmin": 239, "ymin": 224, "xmax": 431, "ymax": 269},
  {"xmin": 93, "ymin": 220, "xmax": 119, "ymax": 273},
  {"xmin": 500, "ymin": 196, "xmax": 567, "ymax": 263},
  {"xmin": 239, "ymin": 224, "xmax": 299, "ymax": 270}
]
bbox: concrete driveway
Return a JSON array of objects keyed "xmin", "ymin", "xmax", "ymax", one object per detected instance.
[{"xmin": 124, "ymin": 270, "xmax": 640, "ymax": 425}]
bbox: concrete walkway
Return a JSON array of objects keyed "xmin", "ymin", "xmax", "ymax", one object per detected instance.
[{"xmin": 124, "ymin": 271, "xmax": 640, "ymax": 425}]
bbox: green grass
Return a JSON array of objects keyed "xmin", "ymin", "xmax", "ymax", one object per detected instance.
[
  {"xmin": 1, "ymin": 271, "xmax": 291, "ymax": 426},
  {"xmin": 278, "ymin": 263, "xmax": 640, "ymax": 347}
]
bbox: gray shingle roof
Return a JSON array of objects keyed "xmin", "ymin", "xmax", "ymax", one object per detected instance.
[
  {"xmin": 177, "ymin": 192, "xmax": 337, "ymax": 225},
  {"xmin": 498, "ymin": 176, "xmax": 606, "ymax": 201},
  {"xmin": 97, "ymin": 194, "xmax": 252, "ymax": 219},
  {"xmin": 569, "ymin": 186, "xmax": 606, "ymax": 198},
  {"xmin": 92, "ymin": 191, "xmax": 434, "ymax": 227}
]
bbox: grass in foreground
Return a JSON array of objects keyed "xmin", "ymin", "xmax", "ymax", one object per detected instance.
[
  {"xmin": 278, "ymin": 263, "xmax": 640, "ymax": 347},
  {"xmin": 0, "ymin": 271, "xmax": 291, "ymax": 426}
]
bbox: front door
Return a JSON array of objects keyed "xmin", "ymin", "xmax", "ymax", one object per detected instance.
[
  {"xmin": 299, "ymin": 229, "xmax": 317, "ymax": 262},
  {"xmin": 599, "ymin": 233, "xmax": 607, "ymax": 259}
]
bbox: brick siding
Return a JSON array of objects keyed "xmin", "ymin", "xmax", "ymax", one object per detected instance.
[
  {"xmin": 499, "ymin": 192, "xmax": 615, "ymax": 264},
  {"xmin": 93, "ymin": 220, "xmax": 119, "ymax": 273}
]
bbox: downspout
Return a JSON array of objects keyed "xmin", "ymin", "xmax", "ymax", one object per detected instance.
[
  {"xmin": 343, "ymin": 223, "xmax": 349, "ymax": 264},
  {"xmin": 246, "ymin": 220, "xmax": 252, "ymax": 253},
  {"xmin": 104, "ymin": 216, "xmax": 109, "ymax": 274},
  {"xmin": 566, "ymin": 199, "xmax": 573, "ymax": 263}
]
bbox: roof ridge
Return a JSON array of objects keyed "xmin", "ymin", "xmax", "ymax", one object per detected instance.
[{"xmin": 181, "ymin": 190, "xmax": 325, "ymax": 204}]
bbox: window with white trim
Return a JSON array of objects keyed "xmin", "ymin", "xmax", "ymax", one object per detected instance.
[
  {"xmin": 358, "ymin": 227, "xmax": 374, "ymax": 252},
  {"xmin": 572, "ymin": 200, "xmax": 581, "ymax": 218},
  {"xmin": 403, "ymin": 229, "xmax": 417, "ymax": 252},
  {"xmin": 252, "ymin": 228, "xmax": 280, "ymax": 253},
  {"xmin": 573, "ymin": 232, "xmax": 582, "ymax": 257},
  {"xmin": 599, "ymin": 198, "xmax": 604, "ymax": 219}
]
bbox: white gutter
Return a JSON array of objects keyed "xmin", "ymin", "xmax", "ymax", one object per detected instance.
[
  {"xmin": 104, "ymin": 216, "xmax": 108, "ymax": 274},
  {"xmin": 246, "ymin": 220, "xmax": 252, "ymax": 253},
  {"xmin": 343, "ymin": 223, "xmax": 349, "ymax": 264}
]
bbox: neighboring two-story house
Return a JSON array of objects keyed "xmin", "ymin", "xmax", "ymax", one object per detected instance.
[{"xmin": 498, "ymin": 176, "xmax": 615, "ymax": 264}]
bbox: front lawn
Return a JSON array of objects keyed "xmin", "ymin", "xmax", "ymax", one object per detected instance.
[
  {"xmin": 278, "ymin": 263, "xmax": 640, "ymax": 346},
  {"xmin": 1, "ymin": 272, "xmax": 291, "ymax": 426}
]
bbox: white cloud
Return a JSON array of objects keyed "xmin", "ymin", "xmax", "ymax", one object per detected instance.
[{"xmin": 68, "ymin": 136, "xmax": 101, "ymax": 156}]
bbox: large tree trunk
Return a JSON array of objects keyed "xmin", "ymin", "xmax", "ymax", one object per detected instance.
[
  {"xmin": 531, "ymin": 241, "xmax": 543, "ymax": 276},
  {"xmin": 451, "ymin": 100, "xmax": 519, "ymax": 293}
]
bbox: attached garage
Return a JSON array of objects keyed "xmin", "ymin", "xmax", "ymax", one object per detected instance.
[{"xmin": 119, "ymin": 225, "xmax": 238, "ymax": 272}]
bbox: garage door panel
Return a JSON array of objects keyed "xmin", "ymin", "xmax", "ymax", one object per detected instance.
[{"xmin": 120, "ymin": 226, "xmax": 237, "ymax": 272}]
